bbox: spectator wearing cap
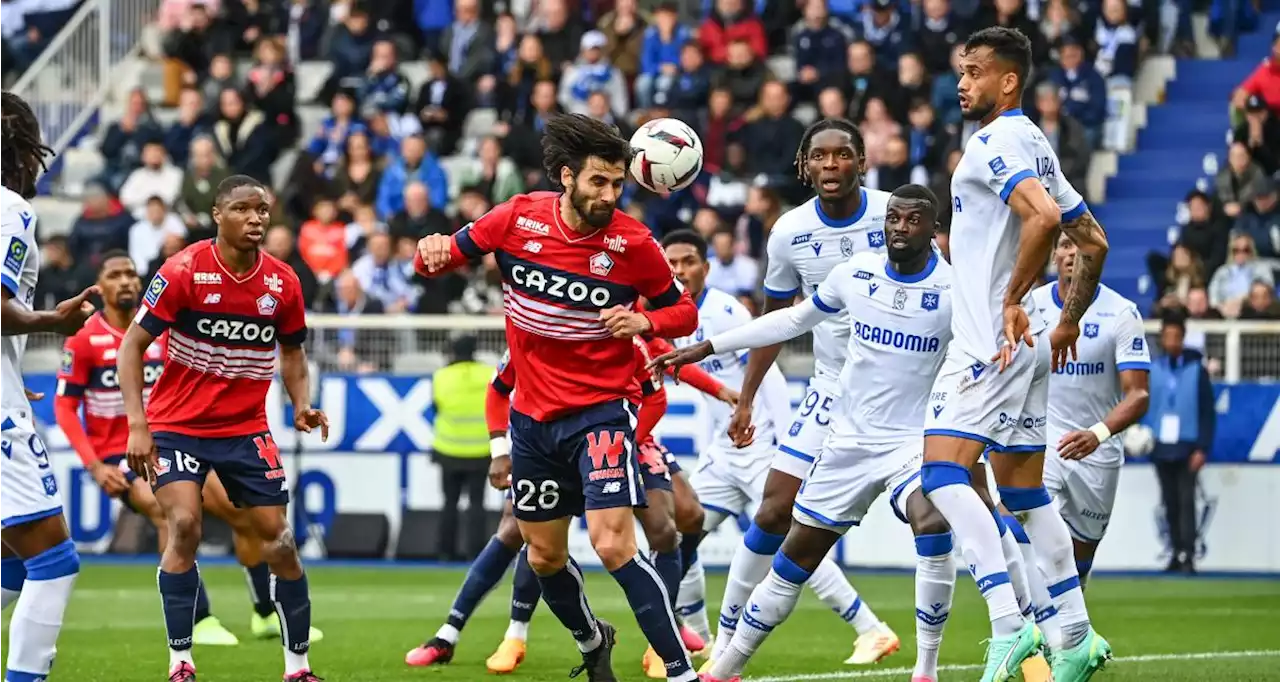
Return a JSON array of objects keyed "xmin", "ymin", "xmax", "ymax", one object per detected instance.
[
  {"xmin": 376, "ymin": 135, "xmax": 450, "ymax": 220},
  {"xmin": 710, "ymin": 37, "xmax": 773, "ymax": 111},
  {"xmin": 700, "ymin": 0, "xmax": 768, "ymax": 64},
  {"xmin": 358, "ymin": 40, "xmax": 411, "ymax": 117},
  {"xmin": 1233, "ymin": 22, "xmax": 1280, "ymax": 117},
  {"xmin": 211, "ymin": 86, "xmax": 277, "ymax": 181},
  {"xmin": 636, "ymin": 3, "xmax": 693, "ymax": 109},
  {"xmin": 119, "ymin": 142, "xmax": 185, "ymax": 219},
  {"xmin": 321, "ymin": 5, "xmax": 376, "ymax": 102},
  {"xmin": 791, "ymin": 0, "xmax": 854, "ymax": 101},
  {"xmin": 1049, "ymin": 38, "xmax": 1107, "ymax": 150},
  {"xmin": 165, "ymin": 88, "xmax": 213, "ymax": 168},
  {"xmin": 439, "ymin": 0, "xmax": 495, "ymax": 83},
  {"xmin": 307, "ymin": 90, "xmax": 367, "ymax": 178},
  {"xmin": 1232, "ymin": 94, "xmax": 1280, "ymax": 175},
  {"xmin": 858, "ymin": 0, "xmax": 914, "ymax": 65},
  {"xmin": 916, "ymin": 0, "xmax": 967, "ymax": 76},
  {"xmin": 1216, "ymin": 141, "xmax": 1266, "ymax": 219},
  {"xmin": 658, "ymin": 41, "xmax": 711, "ymax": 120},
  {"xmin": 559, "ymin": 30, "xmax": 630, "ymax": 118},
  {"xmin": 1209, "ymin": 232, "xmax": 1275, "ymax": 316},
  {"xmin": 1033, "ymin": 82, "xmax": 1090, "ymax": 196},
  {"xmin": 1235, "ymin": 177, "xmax": 1280, "ymax": 259},
  {"xmin": 841, "ymin": 40, "xmax": 893, "ymax": 124},
  {"xmin": 417, "ymin": 53, "xmax": 468, "ymax": 156},
  {"xmin": 534, "ymin": 0, "xmax": 583, "ymax": 69},
  {"xmin": 1093, "ymin": 0, "xmax": 1142, "ymax": 82},
  {"xmin": 598, "ymin": 0, "xmax": 647, "ymax": 80},
  {"xmin": 1177, "ymin": 189, "xmax": 1232, "ymax": 275}
]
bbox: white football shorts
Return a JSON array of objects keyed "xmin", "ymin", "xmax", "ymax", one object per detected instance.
[
  {"xmin": 1043, "ymin": 451, "xmax": 1121, "ymax": 543},
  {"xmin": 691, "ymin": 438, "xmax": 774, "ymax": 522},
  {"xmin": 924, "ymin": 332, "xmax": 1051, "ymax": 452},
  {"xmin": 792, "ymin": 437, "xmax": 921, "ymax": 532},
  {"xmin": 1, "ymin": 412, "xmax": 64, "ymax": 528},
  {"xmin": 772, "ymin": 374, "xmax": 842, "ymax": 479}
]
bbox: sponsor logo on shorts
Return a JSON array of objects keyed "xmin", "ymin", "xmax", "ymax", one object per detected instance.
[
  {"xmin": 1080, "ymin": 508, "xmax": 1110, "ymax": 521},
  {"xmin": 586, "ymin": 430, "xmax": 626, "ymax": 481}
]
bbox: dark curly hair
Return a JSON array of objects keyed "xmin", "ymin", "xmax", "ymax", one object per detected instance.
[
  {"xmin": 541, "ymin": 113, "xmax": 632, "ymax": 186},
  {"xmin": 794, "ymin": 117, "xmax": 865, "ymax": 187},
  {"xmin": 2, "ymin": 92, "xmax": 54, "ymax": 199}
]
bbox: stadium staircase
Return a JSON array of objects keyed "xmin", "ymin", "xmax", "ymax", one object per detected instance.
[{"xmin": 1095, "ymin": 6, "xmax": 1280, "ymax": 311}]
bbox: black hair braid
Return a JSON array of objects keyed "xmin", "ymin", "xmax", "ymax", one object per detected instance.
[{"xmin": 1, "ymin": 92, "xmax": 54, "ymax": 199}]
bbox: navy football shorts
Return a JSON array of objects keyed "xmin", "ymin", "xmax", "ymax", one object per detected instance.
[
  {"xmin": 151, "ymin": 430, "xmax": 289, "ymax": 507},
  {"xmin": 508, "ymin": 399, "xmax": 647, "ymax": 521},
  {"xmin": 637, "ymin": 441, "xmax": 674, "ymax": 493}
]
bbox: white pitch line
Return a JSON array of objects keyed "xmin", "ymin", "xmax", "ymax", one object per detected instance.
[{"xmin": 746, "ymin": 649, "xmax": 1280, "ymax": 682}]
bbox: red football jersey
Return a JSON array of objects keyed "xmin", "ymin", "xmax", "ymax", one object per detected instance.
[
  {"xmin": 55, "ymin": 313, "xmax": 166, "ymax": 459},
  {"xmin": 134, "ymin": 240, "xmax": 308, "ymax": 438},
  {"xmin": 416, "ymin": 192, "xmax": 698, "ymax": 421}
]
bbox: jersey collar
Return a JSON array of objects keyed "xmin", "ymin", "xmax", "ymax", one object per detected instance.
[
  {"xmin": 1050, "ymin": 281, "xmax": 1101, "ymax": 308},
  {"xmin": 209, "ymin": 239, "xmax": 264, "ymax": 284},
  {"xmin": 814, "ymin": 188, "xmax": 868, "ymax": 228},
  {"xmin": 884, "ymin": 250, "xmax": 938, "ymax": 284},
  {"xmin": 1000, "ymin": 108, "xmax": 1025, "ymax": 118},
  {"xmin": 694, "ymin": 287, "xmax": 709, "ymax": 309}
]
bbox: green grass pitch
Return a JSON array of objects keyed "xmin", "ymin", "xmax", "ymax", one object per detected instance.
[{"xmin": 4, "ymin": 563, "xmax": 1279, "ymax": 681}]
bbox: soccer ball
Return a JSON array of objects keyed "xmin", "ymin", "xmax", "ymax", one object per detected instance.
[
  {"xmin": 1122, "ymin": 424, "xmax": 1155, "ymax": 457},
  {"xmin": 629, "ymin": 118, "xmax": 704, "ymax": 194}
]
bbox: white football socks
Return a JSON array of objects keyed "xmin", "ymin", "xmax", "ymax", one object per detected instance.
[
  {"xmin": 913, "ymin": 533, "xmax": 955, "ymax": 682},
  {"xmin": 808, "ymin": 556, "xmax": 881, "ymax": 634},
  {"xmin": 675, "ymin": 554, "xmax": 711, "ymax": 645},
  {"xmin": 1022, "ymin": 503, "xmax": 1091, "ymax": 649},
  {"xmin": 6, "ymin": 541, "xmax": 79, "ymax": 679},
  {"xmin": 712, "ymin": 565, "xmax": 806, "ymax": 680}
]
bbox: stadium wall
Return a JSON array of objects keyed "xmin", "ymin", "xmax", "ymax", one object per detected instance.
[{"xmin": 23, "ymin": 374, "xmax": 1280, "ymax": 574}]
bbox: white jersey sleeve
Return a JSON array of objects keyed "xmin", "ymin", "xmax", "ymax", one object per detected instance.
[
  {"xmin": 969, "ymin": 132, "xmax": 1039, "ymax": 204},
  {"xmin": 1, "ymin": 187, "xmax": 40, "ymax": 414},
  {"xmin": 1113, "ymin": 305, "xmax": 1151, "ymax": 372},
  {"xmin": 762, "ymin": 227, "xmax": 801, "ymax": 299}
]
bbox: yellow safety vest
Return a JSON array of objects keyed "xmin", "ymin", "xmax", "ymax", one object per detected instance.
[{"xmin": 431, "ymin": 360, "xmax": 492, "ymax": 458}]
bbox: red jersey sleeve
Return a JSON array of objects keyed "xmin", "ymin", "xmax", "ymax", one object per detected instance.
[
  {"xmin": 486, "ymin": 351, "xmax": 515, "ymax": 433},
  {"xmin": 55, "ymin": 332, "xmax": 91, "ymax": 398},
  {"xmin": 136, "ymin": 258, "xmax": 190, "ymax": 337},
  {"xmin": 635, "ymin": 388, "xmax": 667, "ymax": 445},
  {"xmin": 414, "ymin": 198, "xmax": 516, "ymax": 277},
  {"xmin": 277, "ymin": 269, "xmax": 308, "ymax": 346},
  {"xmin": 644, "ymin": 336, "xmax": 725, "ymax": 398},
  {"xmin": 631, "ymin": 236, "xmax": 698, "ymax": 337}
]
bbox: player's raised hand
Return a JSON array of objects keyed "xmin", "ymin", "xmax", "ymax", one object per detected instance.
[
  {"xmin": 600, "ymin": 305, "xmax": 653, "ymax": 339},
  {"xmin": 51, "ymin": 285, "xmax": 100, "ymax": 336},
  {"xmin": 125, "ymin": 424, "xmax": 158, "ymax": 484},
  {"xmin": 294, "ymin": 406, "xmax": 330, "ymax": 442},
  {"xmin": 417, "ymin": 233, "xmax": 453, "ymax": 272},
  {"xmin": 1057, "ymin": 429, "xmax": 1101, "ymax": 460},
  {"xmin": 1049, "ymin": 320, "xmax": 1080, "ymax": 373},
  {"xmin": 992, "ymin": 303, "xmax": 1033, "ymax": 373},
  {"xmin": 488, "ymin": 455, "xmax": 512, "ymax": 490},
  {"xmin": 646, "ymin": 340, "xmax": 713, "ymax": 381},
  {"xmin": 727, "ymin": 403, "xmax": 756, "ymax": 448}
]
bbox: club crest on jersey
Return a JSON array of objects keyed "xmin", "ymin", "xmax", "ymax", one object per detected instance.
[
  {"xmin": 867, "ymin": 231, "xmax": 885, "ymax": 248},
  {"xmin": 145, "ymin": 273, "xmax": 168, "ymax": 307},
  {"xmin": 921, "ymin": 292, "xmax": 939, "ymax": 311},
  {"xmin": 264, "ymin": 273, "xmax": 283, "ymax": 294},
  {"xmin": 256, "ymin": 293, "xmax": 278, "ymax": 316},
  {"xmin": 60, "ymin": 350, "xmax": 74, "ymax": 374},
  {"xmin": 589, "ymin": 252, "xmax": 614, "ymax": 277},
  {"xmin": 1084, "ymin": 323, "xmax": 1100, "ymax": 338},
  {"xmin": 3, "ymin": 239, "xmax": 28, "ymax": 275},
  {"xmin": 840, "ymin": 235, "xmax": 855, "ymax": 256}
]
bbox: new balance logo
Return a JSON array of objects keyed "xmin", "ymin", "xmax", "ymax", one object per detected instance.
[
  {"xmin": 522, "ymin": 240, "xmax": 543, "ymax": 253},
  {"xmin": 203, "ymin": 293, "xmax": 222, "ymax": 304},
  {"xmin": 602, "ymin": 481, "xmax": 622, "ymax": 494}
]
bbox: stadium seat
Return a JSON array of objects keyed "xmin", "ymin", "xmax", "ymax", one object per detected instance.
[{"xmin": 326, "ymin": 513, "xmax": 391, "ymax": 559}]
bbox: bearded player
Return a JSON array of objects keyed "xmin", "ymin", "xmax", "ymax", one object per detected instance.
[
  {"xmin": 919, "ymin": 26, "xmax": 1111, "ymax": 682},
  {"xmin": 415, "ymin": 113, "xmax": 700, "ymax": 681},
  {"xmin": 121, "ymin": 175, "xmax": 329, "ymax": 682}
]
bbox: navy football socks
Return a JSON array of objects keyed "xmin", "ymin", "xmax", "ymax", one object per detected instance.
[
  {"xmin": 611, "ymin": 554, "xmax": 693, "ymax": 677},
  {"xmin": 446, "ymin": 536, "xmax": 519, "ymax": 631},
  {"xmin": 534, "ymin": 557, "xmax": 602, "ymax": 652},
  {"xmin": 510, "ymin": 547, "xmax": 542, "ymax": 624},
  {"xmin": 158, "ymin": 565, "xmax": 200, "ymax": 652},
  {"xmin": 652, "ymin": 548, "xmax": 682, "ymax": 609},
  {"xmin": 245, "ymin": 563, "xmax": 275, "ymax": 618}
]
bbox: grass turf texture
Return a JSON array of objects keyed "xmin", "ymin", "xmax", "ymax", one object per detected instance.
[{"xmin": 4, "ymin": 564, "xmax": 1278, "ymax": 681}]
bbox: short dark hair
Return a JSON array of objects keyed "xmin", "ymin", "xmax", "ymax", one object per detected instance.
[
  {"xmin": 794, "ymin": 117, "xmax": 865, "ymax": 186},
  {"xmin": 1160, "ymin": 308, "xmax": 1188, "ymax": 334},
  {"xmin": 891, "ymin": 184, "xmax": 940, "ymax": 208},
  {"xmin": 660, "ymin": 229, "xmax": 708, "ymax": 260},
  {"xmin": 98, "ymin": 249, "xmax": 133, "ymax": 273},
  {"xmin": 541, "ymin": 113, "xmax": 632, "ymax": 184},
  {"xmin": 1, "ymin": 91, "xmax": 54, "ymax": 198},
  {"xmin": 964, "ymin": 26, "xmax": 1034, "ymax": 93},
  {"xmin": 215, "ymin": 174, "xmax": 266, "ymax": 204}
]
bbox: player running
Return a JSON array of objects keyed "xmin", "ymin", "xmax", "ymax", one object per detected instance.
[
  {"xmin": 918, "ymin": 26, "xmax": 1112, "ymax": 682},
  {"xmin": 651, "ymin": 185, "xmax": 953, "ymax": 682},
  {"xmin": 1029, "ymin": 232, "xmax": 1150, "ymax": 649},
  {"xmin": 702, "ymin": 118, "xmax": 898, "ymax": 667},
  {"xmin": 414, "ymin": 113, "xmax": 700, "ymax": 682},
  {"xmin": 120, "ymin": 176, "xmax": 329, "ymax": 682},
  {"xmin": 1, "ymin": 89, "xmax": 97, "ymax": 682},
  {"xmin": 407, "ymin": 338, "xmax": 733, "ymax": 678}
]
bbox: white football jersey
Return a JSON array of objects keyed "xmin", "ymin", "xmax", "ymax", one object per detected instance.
[
  {"xmin": 814, "ymin": 250, "xmax": 953, "ymax": 446},
  {"xmin": 949, "ymin": 110, "xmax": 1087, "ymax": 361},
  {"xmin": 762, "ymin": 189, "xmax": 891, "ymax": 379},
  {"xmin": 672, "ymin": 286, "xmax": 790, "ymax": 454},
  {"xmin": 1032, "ymin": 283, "xmax": 1151, "ymax": 467},
  {"xmin": 1, "ymin": 186, "xmax": 40, "ymax": 415}
]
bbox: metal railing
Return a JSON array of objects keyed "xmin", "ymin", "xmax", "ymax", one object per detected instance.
[
  {"xmin": 10, "ymin": 0, "xmax": 160, "ymax": 163},
  {"xmin": 21, "ymin": 317, "xmax": 1280, "ymax": 382}
]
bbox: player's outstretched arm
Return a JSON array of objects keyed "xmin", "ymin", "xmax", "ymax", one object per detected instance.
[
  {"xmin": 0, "ymin": 285, "xmax": 98, "ymax": 336},
  {"xmin": 1057, "ymin": 210, "xmax": 1110, "ymax": 326},
  {"xmin": 280, "ymin": 344, "xmax": 329, "ymax": 441}
]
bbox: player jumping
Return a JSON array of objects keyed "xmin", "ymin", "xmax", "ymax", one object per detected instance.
[
  {"xmin": 919, "ymin": 26, "xmax": 1112, "ymax": 682},
  {"xmin": 652, "ymin": 185, "xmax": 956, "ymax": 682},
  {"xmin": 1028, "ymin": 231, "xmax": 1150, "ymax": 649},
  {"xmin": 1, "ymin": 89, "xmax": 98, "ymax": 682},
  {"xmin": 414, "ymin": 113, "xmax": 700, "ymax": 682},
  {"xmin": 120, "ymin": 176, "xmax": 329, "ymax": 682},
  {"xmin": 695, "ymin": 118, "xmax": 899, "ymax": 668}
]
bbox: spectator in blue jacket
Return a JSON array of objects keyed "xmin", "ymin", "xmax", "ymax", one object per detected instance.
[
  {"xmin": 930, "ymin": 42, "xmax": 964, "ymax": 131},
  {"xmin": 791, "ymin": 0, "xmax": 854, "ymax": 100},
  {"xmin": 1093, "ymin": 0, "xmax": 1141, "ymax": 82},
  {"xmin": 320, "ymin": 6, "xmax": 377, "ymax": 102},
  {"xmin": 656, "ymin": 41, "xmax": 711, "ymax": 119},
  {"xmin": 376, "ymin": 134, "xmax": 450, "ymax": 220},
  {"xmin": 307, "ymin": 90, "xmax": 367, "ymax": 178},
  {"xmin": 414, "ymin": 0, "xmax": 453, "ymax": 53},
  {"xmin": 164, "ymin": 88, "xmax": 212, "ymax": 168},
  {"xmin": 1049, "ymin": 38, "xmax": 1107, "ymax": 150},
  {"xmin": 1143, "ymin": 312, "xmax": 1215, "ymax": 574},
  {"xmin": 358, "ymin": 40, "xmax": 412, "ymax": 116},
  {"xmin": 858, "ymin": 0, "xmax": 914, "ymax": 65},
  {"xmin": 636, "ymin": 2, "xmax": 694, "ymax": 109}
]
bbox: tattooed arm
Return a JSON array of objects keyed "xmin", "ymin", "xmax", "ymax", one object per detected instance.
[{"xmin": 1058, "ymin": 210, "xmax": 1110, "ymax": 324}]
